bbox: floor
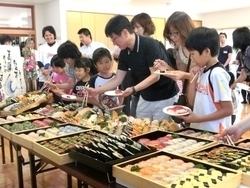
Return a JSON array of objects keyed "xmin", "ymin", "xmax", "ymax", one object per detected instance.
[{"xmin": 0, "ymin": 94, "xmax": 250, "ymax": 188}]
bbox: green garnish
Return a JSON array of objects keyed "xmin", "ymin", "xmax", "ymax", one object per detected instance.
[
  {"xmin": 172, "ymin": 134, "xmax": 180, "ymax": 138},
  {"xmin": 39, "ymin": 133, "xmax": 45, "ymax": 137},
  {"xmin": 119, "ymin": 116, "xmax": 127, "ymax": 123},
  {"xmin": 98, "ymin": 121, "xmax": 109, "ymax": 129},
  {"xmin": 130, "ymin": 165, "xmax": 141, "ymax": 172},
  {"xmin": 194, "ymin": 164, "xmax": 207, "ymax": 170},
  {"xmin": 49, "ymin": 121, "xmax": 58, "ymax": 128}
]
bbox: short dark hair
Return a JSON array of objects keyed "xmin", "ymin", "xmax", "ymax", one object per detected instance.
[
  {"xmin": 131, "ymin": 13, "xmax": 155, "ymax": 36},
  {"xmin": 0, "ymin": 35, "xmax": 12, "ymax": 45},
  {"xmin": 77, "ymin": 28, "xmax": 92, "ymax": 40},
  {"xmin": 219, "ymin": 32, "xmax": 227, "ymax": 38},
  {"xmin": 42, "ymin": 26, "xmax": 57, "ymax": 39},
  {"xmin": 92, "ymin": 47, "xmax": 112, "ymax": 65},
  {"xmin": 233, "ymin": 27, "xmax": 250, "ymax": 53},
  {"xmin": 105, "ymin": 15, "xmax": 134, "ymax": 37},
  {"xmin": 50, "ymin": 54, "xmax": 66, "ymax": 68},
  {"xmin": 57, "ymin": 40, "xmax": 82, "ymax": 59},
  {"xmin": 185, "ymin": 27, "xmax": 219, "ymax": 57},
  {"xmin": 228, "ymin": 71, "xmax": 235, "ymax": 86},
  {"xmin": 74, "ymin": 57, "xmax": 97, "ymax": 75}
]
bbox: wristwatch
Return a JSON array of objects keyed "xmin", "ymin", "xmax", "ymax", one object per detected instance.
[{"xmin": 131, "ymin": 86, "xmax": 137, "ymax": 95}]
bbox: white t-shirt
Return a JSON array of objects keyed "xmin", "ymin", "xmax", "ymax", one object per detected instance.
[
  {"xmin": 79, "ymin": 41, "xmax": 110, "ymax": 58},
  {"xmin": 191, "ymin": 67, "xmax": 232, "ymax": 133},
  {"xmin": 37, "ymin": 42, "xmax": 60, "ymax": 82}
]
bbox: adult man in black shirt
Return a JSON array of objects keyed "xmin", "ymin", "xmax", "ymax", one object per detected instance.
[
  {"xmin": 218, "ymin": 32, "xmax": 232, "ymax": 71},
  {"xmin": 87, "ymin": 15, "xmax": 178, "ymax": 121}
]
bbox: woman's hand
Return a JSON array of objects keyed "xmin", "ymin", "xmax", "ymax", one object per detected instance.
[
  {"xmin": 153, "ymin": 59, "xmax": 173, "ymax": 71},
  {"xmin": 166, "ymin": 70, "xmax": 189, "ymax": 81},
  {"xmin": 219, "ymin": 124, "xmax": 245, "ymax": 142}
]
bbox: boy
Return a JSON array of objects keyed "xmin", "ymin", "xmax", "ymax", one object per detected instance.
[
  {"xmin": 180, "ymin": 27, "xmax": 233, "ymax": 132},
  {"xmin": 228, "ymin": 72, "xmax": 238, "ymax": 124}
]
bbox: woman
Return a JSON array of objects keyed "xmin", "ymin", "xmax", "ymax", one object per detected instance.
[
  {"xmin": 154, "ymin": 11, "xmax": 195, "ymax": 82},
  {"xmin": 129, "ymin": 13, "xmax": 156, "ymax": 117}
]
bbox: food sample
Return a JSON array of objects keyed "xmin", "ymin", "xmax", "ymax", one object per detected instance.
[
  {"xmin": 0, "ymin": 114, "xmax": 43, "ymax": 123},
  {"xmin": 167, "ymin": 106, "xmax": 188, "ymax": 115},
  {"xmin": 18, "ymin": 125, "xmax": 85, "ymax": 141},
  {"xmin": 2, "ymin": 119, "xmax": 60, "ymax": 132},
  {"xmin": 123, "ymin": 155, "xmax": 235, "ymax": 187},
  {"xmin": 37, "ymin": 130, "xmax": 108, "ymax": 154},
  {"xmin": 232, "ymin": 155, "xmax": 250, "ymax": 173},
  {"xmin": 237, "ymin": 141, "xmax": 250, "ymax": 149},
  {"xmin": 137, "ymin": 134, "xmax": 208, "ymax": 154},
  {"xmin": 74, "ymin": 134, "xmax": 150, "ymax": 162},
  {"xmin": 177, "ymin": 129, "xmax": 218, "ymax": 141},
  {"xmin": 188, "ymin": 146, "xmax": 250, "ymax": 170}
]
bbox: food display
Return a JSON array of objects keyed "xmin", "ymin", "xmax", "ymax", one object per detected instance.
[
  {"xmin": 236, "ymin": 139, "xmax": 250, "ymax": 150},
  {"xmin": 35, "ymin": 104, "xmax": 64, "ymax": 116},
  {"xmin": 0, "ymin": 113, "xmax": 43, "ymax": 123},
  {"xmin": 133, "ymin": 131, "xmax": 212, "ymax": 155},
  {"xmin": 163, "ymin": 105, "xmax": 190, "ymax": 116},
  {"xmin": 175, "ymin": 128, "xmax": 219, "ymax": 141},
  {"xmin": 113, "ymin": 151, "xmax": 241, "ymax": 188}
]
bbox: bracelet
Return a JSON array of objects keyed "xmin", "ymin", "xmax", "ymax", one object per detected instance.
[{"xmin": 131, "ymin": 86, "xmax": 137, "ymax": 95}]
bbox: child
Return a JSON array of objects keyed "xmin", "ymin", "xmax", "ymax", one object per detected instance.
[
  {"xmin": 228, "ymin": 72, "xmax": 238, "ymax": 124},
  {"xmin": 51, "ymin": 55, "xmax": 70, "ymax": 94},
  {"xmin": 89, "ymin": 47, "xmax": 123, "ymax": 109},
  {"xmin": 180, "ymin": 27, "xmax": 233, "ymax": 133}
]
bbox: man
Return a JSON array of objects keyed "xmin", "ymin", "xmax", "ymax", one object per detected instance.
[
  {"xmin": 86, "ymin": 15, "xmax": 179, "ymax": 121},
  {"xmin": 218, "ymin": 32, "xmax": 232, "ymax": 71},
  {"xmin": 78, "ymin": 28, "xmax": 110, "ymax": 58}
]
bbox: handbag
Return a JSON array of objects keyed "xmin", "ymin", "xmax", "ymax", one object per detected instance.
[{"xmin": 171, "ymin": 56, "xmax": 192, "ymax": 124}]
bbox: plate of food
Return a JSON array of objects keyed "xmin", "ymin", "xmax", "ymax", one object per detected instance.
[
  {"xmin": 163, "ymin": 105, "xmax": 190, "ymax": 116},
  {"xmin": 104, "ymin": 89, "xmax": 124, "ymax": 97},
  {"xmin": 237, "ymin": 83, "xmax": 250, "ymax": 91},
  {"xmin": 154, "ymin": 70, "xmax": 175, "ymax": 76},
  {"xmin": 61, "ymin": 94, "xmax": 77, "ymax": 100}
]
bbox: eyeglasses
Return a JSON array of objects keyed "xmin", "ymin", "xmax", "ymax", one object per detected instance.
[
  {"xmin": 167, "ymin": 31, "xmax": 179, "ymax": 38},
  {"xmin": 110, "ymin": 36, "xmax": 119, "ymax": 42}
]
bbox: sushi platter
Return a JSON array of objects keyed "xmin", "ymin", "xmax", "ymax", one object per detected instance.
[
  {"xmin": 0, "ymin": 91, "xmax": 53, "ymax": 117},
  {"xmin": 235, "ymin": 138, "xmax": 250, "ymax": 150},
  {"xmin": 68, "ymin": 134, "xmax": 156, "ymax": 182},
  {"xmin": 11, "ymin": 123, "xmax": 90, "ymax": 150},
  {"xmin": 0, "ymin": 113, "xmax": 44, "ymax": 124},
  {"xmin": 113, "ymin": 151, "xmax": 241, "ymax": 188},
  {"xmin": 132, "ymin": 130, "xmax": 216, "ymax": 155},
  {"xmin": 174, "ymin": 128, "xmax": 219, "ymax": 141},
  {"xmin": 33, "ymin": 130, "xmax": 111, "ymax": 165},
  {"xmin": 0, "ymin": 117, "xmax": 64, "ymax": 140},
  {"xmin": 187, "ymin": 144, "xmax": 250, "ymax": 187}
]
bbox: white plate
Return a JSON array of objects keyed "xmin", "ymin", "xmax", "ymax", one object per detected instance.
[
  {"xmin": 237, "ymin": 83, "xmax": 250, "ymax": 91},
  {"xmin": 104, "ymin": 90, "xmax": 124, "ymax": 97},
  {"xmin": 163, "ymin": 105, "xmax": 190, "ymax": 116},
  {"xmin": 61, "ymin": 94, "xmax": 77, "ymax": 100},
  {"xmin": 154, "ymin": 70, "xmax": 175, "ymax": 76}
]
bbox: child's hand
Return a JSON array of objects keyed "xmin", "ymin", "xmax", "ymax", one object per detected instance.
[{"xmin": 179, "ymin": 110, "xmax": 201, "ymax": 123}]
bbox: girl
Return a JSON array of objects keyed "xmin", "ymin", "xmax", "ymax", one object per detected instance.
[
  {"xmin": 37, "ymin": 26, "xmax": 60, "ymax": 89},
  {"xmin": 50, "ymin": 55, "xmax": 70, "ymax": 95},
  {"xmin": 89, "ymin": 47, "xmax": 123, "ymax": 109}
]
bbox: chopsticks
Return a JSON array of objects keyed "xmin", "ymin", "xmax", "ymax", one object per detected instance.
[
  {"xmin": 81, "ymin": 83, "xmax": 89, "ymax": 108},
  {"xmin": 39, "ymin": 77, "xmax": 52, "ymax": 92},
  {"xmin": 190, "ymin": 73, "xmax": 198, "ymax": 83},
  {"xmin": 226, "ymin": 134, "xmax": 235, "ymax": 146}
]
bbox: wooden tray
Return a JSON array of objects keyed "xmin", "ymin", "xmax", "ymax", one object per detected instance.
[
  {"xmin": 12, "ymin": 123, "xmax": 90, "ymax": 150},
  {"xmin": 0, "ymin": 117, "xmax": 65, "ymax": 140},
  {"xmin": 132, "ymin": 130, "xmax": 216, "ymax": 156},
  {"xmin": 186, "ymin": 143, "xmax": 250, "ymax": 186},
  {"xmin": 113, "ymin": 151, "xmax": 241, "ymax": 188},
  {"xmin": 0, "ymin": 113, "xmax": 45, "ymax": 125},
  {"xmin": 174, "ymin": 127, "xmax": 218, "ymax": 141},
  {"xmin": 32, "ymin": 130, "xmax": 107, "ymax": 165}
]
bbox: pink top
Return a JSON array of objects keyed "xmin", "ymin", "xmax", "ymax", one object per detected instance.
[{"xmin": 53, "ymin": 73, "xmax": 71, "ymax": 94}]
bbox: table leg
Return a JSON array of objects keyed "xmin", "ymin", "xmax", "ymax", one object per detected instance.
[
  {"xmin": 77, "ymin": 180, "xmax": 82, "ymax": 188},
  {"xmin": 16, "ymin": 145, "xmax": 24, "ymax": 188},
  {"xmin": 29, "ymin": 151, "xmax": 37, "ymax": 188},
  {"xmin": 9, "ymin": 140, "xmax": 14, "ymax": 162},
  {"xmin": 67, "ymin": 174, "xmax": 72, "ymax": 188},
  {"xmin": 0, "ymin": 136, "xmax": 5, "ymax": 164}
]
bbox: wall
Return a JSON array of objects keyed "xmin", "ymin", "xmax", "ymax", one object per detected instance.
[
  {"xmin": 202, "ymin": 7, "xmax": 250, "ymax": 29},
  {"xmin": 34, "ymin": 4, "xmax": 44, "ymax": 46}
]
